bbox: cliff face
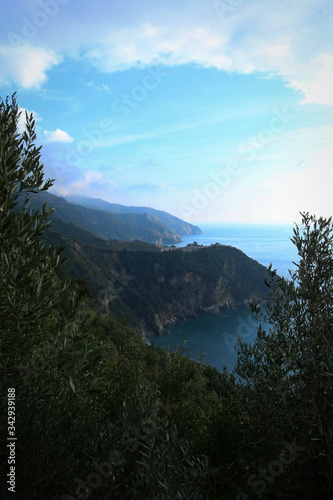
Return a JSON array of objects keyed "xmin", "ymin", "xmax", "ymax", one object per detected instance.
[
  {"xmin": 129, "ymin": 262, "xmax": 268, "ymax": 337},
  {"xmin": 62, "ymin": 241, "xmax": 269, "ymax": 337},
  {"xmin": 45, "ymin": 222, "xmax": 269, "ymax": 337}
]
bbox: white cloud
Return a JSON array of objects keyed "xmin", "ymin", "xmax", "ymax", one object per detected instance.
[
  {"xmin": 287, "ymin": 54, "xmax": 333, "ymax": 106},
  {"xmin": 18, "ymin": 107, "xmax": 42, "ymax": 133},
  {"xmin": 1, "ymin": 1, "xmax": 332, "ymax": 105},
  {"xmin": 257, "ymin": 151, "xmax": 333, "ymax": 224},
  {"xmin": 76, "ymin": 1, "xmax": 333, "ymax": 106},
  {"xmin": 0, "ymin": 45, "xmax": 60, "ymax": 89},
  {"xmin": 56, "ymin": 170, "xmax": 117, "ymax": 199},
  {"xmin": 177, "ymin": 122, "xmax": 333, "ymax": 224},
  {"xmin": 244, "ymin": 124, "xmax": 333, "ymax": 222},
  {"xmin": 84, "ymin": 25, "xmax": 231, "ymax": 73},
  {"xmin": 84, "ymin": 80, "xmax": 112, "ymax": 93},
  {"xmin": 44, "ymin": 129, "xmax": 73, "ymax": 143}
]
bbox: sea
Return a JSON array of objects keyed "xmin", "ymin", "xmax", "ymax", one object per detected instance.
[{"xmin": 149, "ymin": 224, "xmax": 299, "ymax": 372}]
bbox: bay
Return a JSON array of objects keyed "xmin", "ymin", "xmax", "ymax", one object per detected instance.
[
  {"xmin": 150, "ymin": 224, "xmax": 298, "ymax": 371},
  {"xmin": 150, "ymin": 306, "xmax": 263, "ymax": 372}
]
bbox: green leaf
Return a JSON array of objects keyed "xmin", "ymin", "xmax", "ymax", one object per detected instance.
[{"xmin": 69, "ymin": 376, "xmax": 76, "ymax": 393}]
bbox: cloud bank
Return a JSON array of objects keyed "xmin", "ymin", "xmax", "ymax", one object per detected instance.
[{"xmin": 2, "ymin": 0, "xmax": 332, "ymax": 105}]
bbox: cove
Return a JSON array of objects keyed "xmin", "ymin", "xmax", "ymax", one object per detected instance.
[{"xmin": 150, "ymin": 306, "xmax": 266, "ymax": 372}]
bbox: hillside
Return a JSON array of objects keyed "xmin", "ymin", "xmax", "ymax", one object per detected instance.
[
  {"xmin": 65, "ymin": 194, "xmax": 203, "ymax": 235},
  {"xmin": 46, "ymin": 217, "xmax": 161, "ymax": 252},
  {"xmin": 47, "ymin": 225, "xmax": 269, "ymax": 337},
  {"xmin": 27, "ymin": 191, "xmax": 182, "ymax": 245},
  {"xmin": 4, "ymin": 93, "xmax": 332, "ymax": 500}
]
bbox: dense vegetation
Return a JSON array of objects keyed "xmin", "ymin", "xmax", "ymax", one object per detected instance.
[
  {"xmin": 65, "ymin": 194, "xmax": 203, "ymax": 236},
  {"xmin": 1, "ymin": 95, "xmax": 333, "ymax": 499},
  {"xmin": 27, "ymin": 191, "xmax": 182, "ymax": 245},
  {"xmin": 42, "ymin": 223, "xmax": 269, "ymax": 335},
  {"xmin": 44, "ymin": 217, "xmax": 161, "ymax": 252}
]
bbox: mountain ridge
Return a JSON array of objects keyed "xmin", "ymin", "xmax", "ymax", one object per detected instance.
[
  {"xmin": 44, "ymin": 221, "xmax": 269, "ymax": 337},
  {"xmin": 64, "ymin": 194, "xmax": 203, "ymax": 236},
  {"xmin": 27, "ymin": 191, "xmax": 182, "ymax": 245}
]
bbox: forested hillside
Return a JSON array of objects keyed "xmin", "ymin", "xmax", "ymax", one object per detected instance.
[
  {"xmin": 1, "ymin": 95, "xmax": 333, "ymax": 499},
  {"xmin": 66, "ymin": 194, "xmax": 203, "ymax": 236},
  {"xmin": 44, "ymin": 223, "xmax": 269, "ymax": 335},
  {"xmin": 27, "ymin": 191, "xmax": 182, "ymax": 245}
]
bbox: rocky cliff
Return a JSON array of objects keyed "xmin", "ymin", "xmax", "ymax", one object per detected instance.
[{"xmin": 55, "ymin": 232, "xmax": 269, "ymax": 337}]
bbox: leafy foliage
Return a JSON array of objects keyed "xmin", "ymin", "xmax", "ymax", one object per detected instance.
[
  {"xmin": 41, "ymin": 232, "xmax": 270, "ymax": 334},
  {"xmin": 1, "ymin": 94, "xmax": 332, "ymax": 499},
  {"xmin": 1, "ymin": 94, "xmax": 56, "ymax": 341},
  {"xmin": 0, "ymin": 94, "xmax": 223, "ymax": 499},
  {"xmin": 235, "ymin": 212, "xmax": 333, "ymax": 498}
]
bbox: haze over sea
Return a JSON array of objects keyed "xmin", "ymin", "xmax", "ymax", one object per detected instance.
[{"xmin": 150, "ymin": 224, "xmax": 299, "ymax": 372}]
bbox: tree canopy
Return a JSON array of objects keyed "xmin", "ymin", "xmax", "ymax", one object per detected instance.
[
  {"xmin": 1, "ymin": 94, "xmax": 332, "ymax": 499},
  {"xmin": 236, "ymin": 212, "xmax": 333, "ymax": 498}
]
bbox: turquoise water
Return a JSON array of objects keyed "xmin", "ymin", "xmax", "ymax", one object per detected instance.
[{"xmin": 150, "ymin": 224, "xmax": 298, "ymax": 371}]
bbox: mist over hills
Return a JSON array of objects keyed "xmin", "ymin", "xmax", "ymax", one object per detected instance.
[
  {"xmin": 26, "ymin": 190, "xmax": 269, "ymax": 336},
  {"xmin": 28, "ymin": 191, "xmax": 198, "ymax": 245},
  {"xmin": 65, "ymin": 194, "xmax": 203, "ymax": 236}
]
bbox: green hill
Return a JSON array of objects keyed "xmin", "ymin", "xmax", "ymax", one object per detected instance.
[
  {"xmin": 45, "ymin": 217, "xmax": 161, "ymax": 252},
  {"xmin": 65, "ymin": 194, "xmax": 203, "ymax": 235},
  {"xmin": 27, "ymin": 191, "xmax": 182, "ymax": 244},
  {"xmin": 45, "ymin": 221, "xmax": 269, "ymax": 337}
]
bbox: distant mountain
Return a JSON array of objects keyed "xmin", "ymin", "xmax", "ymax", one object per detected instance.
[
  {"xmin": 27, "ymin": 192, "xmax": 182, "ymax": 245},
  {"xmin": 46, "ymin": 217, "xmax": 161, "ymax": 252},
  {"xmin": 65, "ymin": 195, "xmax": 203, "ymax": 236}
]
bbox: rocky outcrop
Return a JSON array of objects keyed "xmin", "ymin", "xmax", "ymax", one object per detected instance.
[
  {"xmin": 46, "ymin": 220, "xmax": 270, "ymax": 337},
  {"xmin": 43, "ymin": 218, "xmax": 269, "ymax": 338},
  {"xmin": 91, "ymin": 244, "xmax": 270, "ymax": 337},
  {"xmin": 136, "ymin": 270, "xmax": 265, "ymax": 337}
]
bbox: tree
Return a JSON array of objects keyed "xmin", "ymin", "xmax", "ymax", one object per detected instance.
[
  {"xmin": 0, "ymin": 93, "xmax": 68, "ymax": 353},
  {"xmin": 0, "ymin": 94, "xmax": 212, "ymax": 499},
  {"xmin": 235, "ymin": 212, "xmax": 333, "ymax": 498},
  {"xmin": 0, "ymin": 93, "xmax": 89, "ymax": 366},
  {"xmin": 0, "ymin": 94, "xmax": 99, "ymax": 497}
]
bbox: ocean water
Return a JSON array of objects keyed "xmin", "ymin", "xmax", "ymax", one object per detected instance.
[
  {"xmin": 150, "ymin": 224, "xmax": 299, "ymax": 372},
  {"xmin": 151, "ymin": 307, "xmax": 266, "ymax": 372},
  {"xmin": 176, "ymin": 224, "xmax": 299, "ymax": 279}
]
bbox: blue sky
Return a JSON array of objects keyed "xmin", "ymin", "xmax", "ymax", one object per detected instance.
[{"xmin": 1, "ymin": 0, "xmax": 333, "ymax": 224}]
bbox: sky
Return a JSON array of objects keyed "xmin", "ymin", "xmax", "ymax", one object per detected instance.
[{"xmin": 1, "ymin": 0, "xmax": 333, "ymax": 225}]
